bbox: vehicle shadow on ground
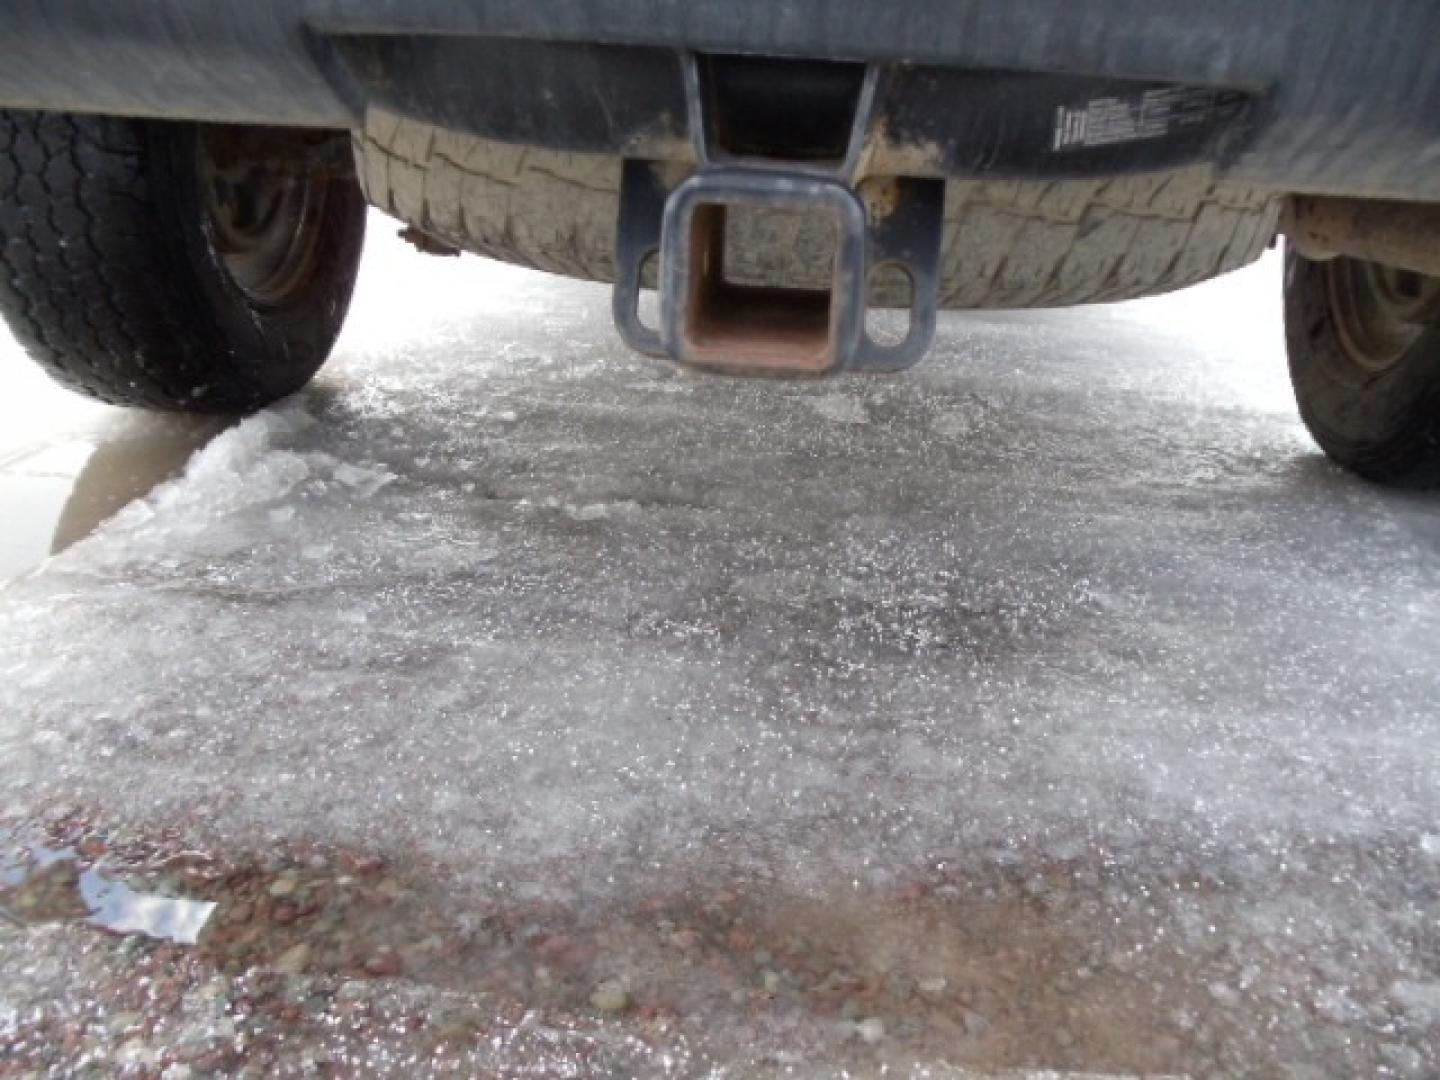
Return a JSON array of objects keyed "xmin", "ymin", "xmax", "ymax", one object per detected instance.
[{"xmin": 1278, "ymin": 449, "xmax": 1440, "ymax": 508}]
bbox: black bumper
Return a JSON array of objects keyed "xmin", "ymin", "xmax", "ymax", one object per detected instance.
[{"xmin": 4, "ymin": 0, "xmax": 1440, "ymax": 200}]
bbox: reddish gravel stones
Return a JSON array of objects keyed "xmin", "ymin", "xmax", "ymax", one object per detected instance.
[{"xmin": 4, "ymin": 809, "xmax": 1439, "ymax": 1075}]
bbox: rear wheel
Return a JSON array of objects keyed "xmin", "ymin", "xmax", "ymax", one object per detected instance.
[
  {"xmin": 0, "ymin": 110, "xmax": 365, "ymax": 413},
  {"xmin": 1284, "ymin": 245, "xmax": 1440, "ymax": 486}
]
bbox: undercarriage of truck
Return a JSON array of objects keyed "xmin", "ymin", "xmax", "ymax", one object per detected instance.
[{"xmin": 4, "ymin": 2, "xmax": 1440, "ymax": 481}]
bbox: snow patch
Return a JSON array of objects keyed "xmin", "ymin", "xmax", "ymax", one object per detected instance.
[
  {"xmin": 521, "ymin": 496, "xmax": 643, "ymax": 521},
  {"xmin": 932, "ymin": 407, "xmax": 985, "ymax": 438},
  {"xmin": 806, "ymin": 393, "xmax": 870, "ymax": 425},
  {"xmin": 332, "ymin": 461, "xmax": 397, "ymax": 498},
  {"xmin": 1390, "ymin": 980, "xmax": 1440, "ymax": 1025}
]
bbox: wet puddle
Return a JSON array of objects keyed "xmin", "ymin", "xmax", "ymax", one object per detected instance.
[
  {"xmin": 1, "ymin": 841, "xmax": 215, "ymax": 943},
  {"xmin": 0, "ymin": 416, "xmax": 225, "ymax": 583}
]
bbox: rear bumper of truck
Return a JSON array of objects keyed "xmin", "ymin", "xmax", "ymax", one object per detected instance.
[{"xmin": 4, "ymin": 0, "xmax": 1440, "ymax": 201}]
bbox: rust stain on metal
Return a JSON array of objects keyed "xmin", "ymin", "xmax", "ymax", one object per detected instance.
[
  {"xmin": 649, "ymin": 158, "xmax": 696, "ymax": 192},
  {"xmin": 863, "ymin": 117, "xmax": 946, "ymax": 178},
  {"xmin": 680, "ymin": 204, "xmax": 839, "ymax": 375},
  {"xmin": 858, "ymin": 176, "xmax": 902, "ymax": 221}
]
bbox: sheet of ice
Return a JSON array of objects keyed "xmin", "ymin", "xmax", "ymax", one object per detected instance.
[
  {"xmin": 1, "ymin": 238, "xmax": 1438, "ymax": 1073},
  {"xmin": 3, "ymin": 249, "xmax": 1437, "ymax": 887}
]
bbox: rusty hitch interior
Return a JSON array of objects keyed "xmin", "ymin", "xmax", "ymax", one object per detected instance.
[
  {"xmin": 613, "ymin": 55, "xmax": 945, "ymax": 377},
  {"xmin": 678, "ymin": 202, "xmax": 838, "ymax": 376}
]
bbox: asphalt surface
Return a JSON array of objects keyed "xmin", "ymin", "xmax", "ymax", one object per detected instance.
[{"xmin": 1, "ymin": 223, "xmax": 1438, "ymax": 1077}]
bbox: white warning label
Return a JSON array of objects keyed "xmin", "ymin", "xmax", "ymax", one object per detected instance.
[{"xmin": 1051, "ymin": 86, "xmax": 1223, "ymax": 152}]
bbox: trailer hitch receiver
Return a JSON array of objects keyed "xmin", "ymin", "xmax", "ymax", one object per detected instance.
[{"xmin": 612, "ymin": 57, "xmax": 945, "ymax": 377}]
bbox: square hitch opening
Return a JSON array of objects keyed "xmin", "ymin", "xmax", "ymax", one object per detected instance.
[
  {"xmin": 679, "ymin": 204, "xmax": 836, "ymax": 374},
  {"xmin": 660, "ymin": 169, "xmax": 868, "ymax": 375},
  {"xmin": 612, "ymin": 160, "xmax": 946, "ymax": 376}
]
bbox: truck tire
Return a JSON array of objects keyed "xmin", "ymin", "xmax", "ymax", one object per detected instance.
[
  {"xmin": 355, "ymin": 109, "xmax": 1279, "ymax": 310},
  {"xmin": 1284, "ymin": 246, "xmax": 1440, "ymax": 486},
  {"xmin": 0, "ymin": 110, "xmax": 365, "ymax": 413}
]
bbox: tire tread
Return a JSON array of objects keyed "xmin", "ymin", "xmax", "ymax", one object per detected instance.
[
  {"xmin": 355, "ymin": 110, "xmax": 1281, "ymax": 309},
  {"xmin": 0, "ymin": 109, "xmax": 364, "ymax": 412}
]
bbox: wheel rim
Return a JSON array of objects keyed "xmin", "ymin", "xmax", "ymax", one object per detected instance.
[
  {"xmin": 1324, "ymin": 257, "xmax": 1440, "ymax": 374},
  {"xmin": 199, "ymin": 128, "xmax": 329, "ymax": 306}
]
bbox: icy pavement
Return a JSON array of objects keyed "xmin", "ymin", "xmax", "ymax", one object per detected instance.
[{"xmin": 1, "ymin": 226, "xmax": 1439, "ymax": 1076}]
